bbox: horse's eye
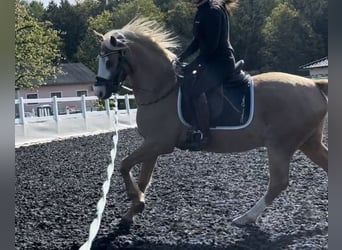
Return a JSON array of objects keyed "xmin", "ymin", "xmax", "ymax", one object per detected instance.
[{"xmin": 106, "ymin": 60, "xmax": 113, "ymax": 69}]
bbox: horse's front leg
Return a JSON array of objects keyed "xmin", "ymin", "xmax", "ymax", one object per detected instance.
[
  {"xmin": 137, "ymin": 157, "xmax": 158, "ymax": 201},
  {"xmin": 119, "ymin": 142, "xmax": 159, "ymax": 227}
]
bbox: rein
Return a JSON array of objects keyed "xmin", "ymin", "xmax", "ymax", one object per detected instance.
[
  {"xmin": 95, "ymin": 49, "xmax": 129, "ymax": 91},
  {"xmin": 100, "ymin": 46, "xmax": 178, "ymax": 106},
  {"xmin": 116, "ymin": 52, "xmax": 179, "ymax": 106},
  {"xmin": 131, "ymin": 82, "xmax": 179, "ymax": 106}
]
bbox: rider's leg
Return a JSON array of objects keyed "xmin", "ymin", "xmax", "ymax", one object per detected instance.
[{"xmin": 191, "ymin": 92, "xmax": 210, "ymax": 149}]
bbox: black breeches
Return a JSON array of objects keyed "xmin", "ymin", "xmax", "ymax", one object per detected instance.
[{"xmin": 189, "ymin": 54, "xmax": 236, "ymax": 98}]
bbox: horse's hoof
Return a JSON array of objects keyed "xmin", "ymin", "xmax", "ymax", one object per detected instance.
[
  {"xmin": 135, "ymin": 201, "xmax": 145, "ymax": 214},
  {"xmin": 232, "ymin": 215, "xmax": 256, "ymax": 226},
  {"xmin": 118, "ymin": 217, "xmax": 133, "ymax": 231}
]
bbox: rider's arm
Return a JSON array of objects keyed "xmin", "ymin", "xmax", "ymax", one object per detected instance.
[{"xmin": 178, "ymin": 37, "xmax": 199, "ymax": 62}]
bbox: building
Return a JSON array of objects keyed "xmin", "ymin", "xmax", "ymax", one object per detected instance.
[
  {"xmin": 299, "ymin": 57, "xmax": 328, "ymax": 79},
  {"xmin": 17, "ymin": 63, "xmax": 97, "ymax": 115}
]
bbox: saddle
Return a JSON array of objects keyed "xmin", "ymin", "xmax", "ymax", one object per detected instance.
[{"xmin": 177, "ymin": 60, "xmax": 254, "ymax": 129}]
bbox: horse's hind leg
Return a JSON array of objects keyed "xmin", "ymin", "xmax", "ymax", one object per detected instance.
[
  {"xmin": 299, "ymin": 127, "xmax": 328, "ymax": 173},
  {"xmin": 232, "ymin": 147, "xmax": 292, "ymax": 225}
]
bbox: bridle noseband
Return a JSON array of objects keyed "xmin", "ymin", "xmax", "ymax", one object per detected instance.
[
  {"xmin": 95, "ymin": 49, "xmax": 128, "ymax": 95},
  {"xmin": 95, "ymin": 46, "xmax": 179, "ymax": 106}
]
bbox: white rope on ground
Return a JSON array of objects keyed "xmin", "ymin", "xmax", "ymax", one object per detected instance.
[{"xmin": 79, "ymin": 98, "xmax": 119, "ymax": 250}]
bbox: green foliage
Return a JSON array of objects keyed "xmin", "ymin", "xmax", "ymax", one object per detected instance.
[
  {"xmin": 231, "ymin": 0, "xmax": 280, "ymax": 70},
  {"xmin": 15, "ymin": 0, "xmax": 62, "ymax": 89},
  {"xmin": 93, "ymin": 99, "xmax": 116, "ymax": 111},
  {"xmin": 76, "ymin": 0, "xmax": 165, "ymax": 71},
  {"xmin": 26, "ymin": 0, "xmax": 45, "ymax": 20},
  {"xmin": 260, "ymin": 2, "xmax": 324, "ymax": 73},
  {"xmin": 93, "ymin": 99, "xmax": 105, "ymax": 111},
  {"xmin": 111, "ymin": 0, "xmax": 165, "ymax": 27},
  {"xmin": 153, "ymin": 0, "xmax": 178, "ymax": 12},
  {"xmin": 164, "ymin": 1, "xmax": 195, "ymax": 53},
  {"xmin": 43, "ymin": 0, "xmax": 87, "ymax": 61},
  {"xmin": 76, "ymin": 10, "xmax": 113, "ymax": 72},
  {"xmin": 287, "ymin": 0, "xmax": 328, "ymax": 54},
  {"xmin": 32, "ymin": 0, "xmax": 327, "ymax": 75}
]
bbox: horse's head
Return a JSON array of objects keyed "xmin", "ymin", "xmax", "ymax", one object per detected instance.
[
  {"xmin": 94, "ymin": 30, "xmax": 129, "ymax": 100},
  {"xmin": 94, "ymin": 18, "xmax": 179, "ymax": 101}
]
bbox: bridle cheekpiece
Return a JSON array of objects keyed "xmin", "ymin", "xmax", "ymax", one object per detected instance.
[{"xmin": 95, "ymin": 48, "xmax": 128, "ymax": 96}]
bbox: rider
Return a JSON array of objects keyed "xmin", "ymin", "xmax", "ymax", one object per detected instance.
[{"xmin": 178, "ymin": 0, "xmax": 238, "ymax": 151}]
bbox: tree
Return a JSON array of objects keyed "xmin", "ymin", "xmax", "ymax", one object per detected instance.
[
  {"xmin": 153, "ymin": 0, "xmax": 178, "ymax": 12},
  {"xmin": 260, "ymin": 2, "xmax": 324, "ymax": 73},
  {"xmin": 231, "ymin": 0, "xmax": 280, "ymax": 71},
  {"xmin": 38, "ymin": 0, "xmax": 326, "ymax": 75},
  {"xmin": 76, "ymin": 10, "xmax": 113, "ymax": 72},
  {"xmin": 26, "ymin": 0, "xmax": 45, "ymax": 21},
  {"xmin": 164, "ymin": 0, "xmax": 195, "ymax": 54},
  {"xmin": 286, "ymin": 0, "xmax": 328, "ymax": 54},
  {"xmin": 15, "ymin": 0, "xmax": 62, "ymax": 89},
  {"xmin": 111, "ymin": 0, "xmax": 165, "ymax": 28},
  {"xmin": 76, "ymin": 0, "xmax": 165, "ymax": 71},
  {"xmin": 43, "ymin": 0, "xmax": 87, "ymax": 62}
]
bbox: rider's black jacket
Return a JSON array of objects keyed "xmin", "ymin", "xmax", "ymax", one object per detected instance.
[{"xmin": 179, "ymin": 1, "xmax": 234, "ymax": 65}]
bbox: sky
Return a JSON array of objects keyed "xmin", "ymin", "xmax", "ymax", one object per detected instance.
[{"xmin": 28, "ymin": 0, "xmax": 77, "ymax": 7}]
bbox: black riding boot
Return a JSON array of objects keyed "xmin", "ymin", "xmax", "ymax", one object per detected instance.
[{"xmin": 186, "ymin": 93, "xmax": 210, "ymax": 151}]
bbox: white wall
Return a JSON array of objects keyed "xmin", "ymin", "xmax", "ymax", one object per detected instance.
[{"xmin": 309, "ymin": 68, "xmax": 328, "ymax": 78}]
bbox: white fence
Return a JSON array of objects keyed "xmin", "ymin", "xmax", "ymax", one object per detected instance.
[
  {"xmin": 15, "ymin": 95, "xmax": 137, "ymax": 146},
  {"xmin": 15, "ymin": 94, "xmax": 135, "ymax": 124}
]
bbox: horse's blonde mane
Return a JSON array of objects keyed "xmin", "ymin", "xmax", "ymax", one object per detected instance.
[{"xmin": 121, "ymin": 17, "xmax": 179, "ymax": 60}]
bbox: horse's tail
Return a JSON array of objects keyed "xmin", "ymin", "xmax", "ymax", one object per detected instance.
[{"xmin": 314, "ymin": 79, "xmax": 328, "ymax": 97}]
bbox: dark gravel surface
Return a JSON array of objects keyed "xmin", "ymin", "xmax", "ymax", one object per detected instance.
[{"xmin": 15, "ymin": 120, "xmax": 328, "ymax": 250}]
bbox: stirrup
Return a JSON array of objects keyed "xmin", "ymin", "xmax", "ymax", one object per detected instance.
[
  {"xmin": 180, "ymin": 129, "xmax": 208, "ymax": 151},
  {"xmin": 192, "ymin": 130, "xmax": 204, "ymax": 141}
]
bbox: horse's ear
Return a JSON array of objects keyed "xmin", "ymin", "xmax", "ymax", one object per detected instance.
[
  {"xmin": 93, "ymin": 30, "xmax": 104, "ymax": 42},
  {"xmin": 110, "ymin": 35, "xmax": 126, "ymax": 48},
  {"xmin": 110, "ymin": 35, "xmax": 118, "ymax": 47}
]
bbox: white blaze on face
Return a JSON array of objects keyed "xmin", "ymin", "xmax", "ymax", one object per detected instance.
[
  {"xmin": 95, "ymin": 55, "xmax": 112, "ymax": 99},
  {"xmin": 97, "ymin": 55, "xmax": 111, "ymax": 80}
]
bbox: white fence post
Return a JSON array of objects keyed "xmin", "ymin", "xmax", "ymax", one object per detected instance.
[
  {"xmin": 81, "ymin": 95, "xmax": 88, "ymax": 131},
  {"xmin": 19, "ymin": 97, "xmax": 25, "ymax": 125},
  {"xmin": 52, "ymin": 96, "xmax": 59, "ymax": 122},
  {"xmin": 52, "ymin": 96, "xmax": 60, "ymax": 133},
  {"xmin": 124, "ymin": 94, "xmax": 130, "ymax": 115},
  {"xmin": 81, "ymin": 95, "xmax": 87, "ymax": 119},
  {"xmin": 114, "ymin": 94, "xmax": 118, "ymax": 114},
  {"xmin": 105, "ymin": 98, "xmax": 110, "ymax": 117},
  {"xmin": 105, "ymin": 97, "xmax": 113, "ymax": 130}
]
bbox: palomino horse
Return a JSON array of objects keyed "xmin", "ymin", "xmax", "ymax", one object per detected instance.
[{"xmin": 94, "ymin": 18, "xmax": 328, "ymax": 227}]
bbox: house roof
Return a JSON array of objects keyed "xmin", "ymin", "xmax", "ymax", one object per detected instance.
[
  {"xmin": 299, "ymin": 57, "xmax": 328, "ymax": 70},
  {"xmin": 45, "ymin": 63, "xmax": 96, "ymax": 85}
]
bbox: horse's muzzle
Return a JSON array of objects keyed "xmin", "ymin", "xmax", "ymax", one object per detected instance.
[{"xmin": 95, "ymin": 77, "xmax": 120, "ymax": 99}]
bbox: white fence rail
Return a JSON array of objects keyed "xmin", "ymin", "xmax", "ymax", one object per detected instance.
[
  {"xmin": 15, "ymin": 94, "xmax": 135, "ymax": 125},
  {"xmin": 15, "ymin": 94, "xmax": 137, "ymax": 146}
]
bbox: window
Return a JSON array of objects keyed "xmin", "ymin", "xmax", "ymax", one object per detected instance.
[
  {"xmin": 76, "ymin": 90, "xmax": 88, "ymax": 97},
  {"xmin": 26, "ymin": 93, "xmax": 38, "ymax": 105},
  {"xmin": 50, "ymin": 92, "xmax": 62, "ymax": 98}
]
